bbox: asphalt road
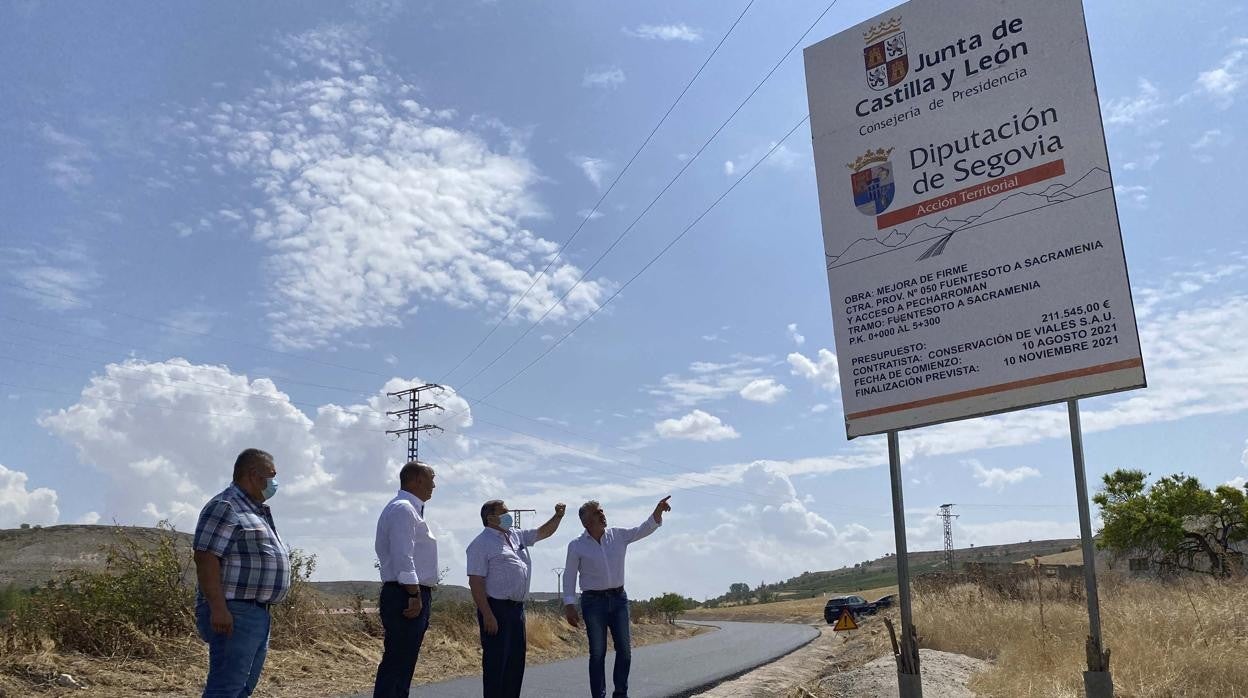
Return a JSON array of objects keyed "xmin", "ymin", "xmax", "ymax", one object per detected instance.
[{"xmin": 360, "ymin": 620, "xmax": 817, "ymax": 697}]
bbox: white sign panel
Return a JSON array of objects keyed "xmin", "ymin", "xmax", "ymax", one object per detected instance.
[{"xmin": 804, "ymin": 0, "xmax": 1145, "ymax": 438}]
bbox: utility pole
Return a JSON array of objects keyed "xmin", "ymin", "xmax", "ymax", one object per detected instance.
[
  {"xmin": 939, "ymin": 504, "xmax": 959, "ymax": 571},
  {"xmin": 385, "ymin": 384, "xmax": 444, "ymax": 462},
  {"xmin": 553, "ymin": 567, "xmax": 564, "ymax": 597},
  {"xmin": 510, "ymin": 508, "xmax": 536, "ymax": 530}
]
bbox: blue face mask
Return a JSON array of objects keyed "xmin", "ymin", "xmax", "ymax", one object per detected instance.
[
  {"xmin": 497, "ymin": 512, "xmax": 513, "ymax": 529},
  {"xmin": 262, "ymin": 477, "xmax": 279, "ymax": 500}
]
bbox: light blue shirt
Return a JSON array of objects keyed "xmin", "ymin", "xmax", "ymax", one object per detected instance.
[{"xmin": 466, "ymin": 527, "xmax": 540, "ymax": 602}]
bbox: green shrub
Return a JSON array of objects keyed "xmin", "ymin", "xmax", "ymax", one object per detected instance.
[
  {"xmin": 4, "ymin": 522, "xmax": 193, "ymax": 657},
  {"xmin": 0, "ymin": 524, "xmax": 326, "ymax": 657}
]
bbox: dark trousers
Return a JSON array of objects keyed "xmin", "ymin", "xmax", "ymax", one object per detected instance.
[
  {"xmin": 478, "ymin": 597, "xmax": 526, "ymax": 698},
  {"xmin": 373, "ymin": 583, "xmax": 432, "ymax": 698},
  {"xmin": 581, "ymin": 588, "xmax": 632, "ymax": 698}
]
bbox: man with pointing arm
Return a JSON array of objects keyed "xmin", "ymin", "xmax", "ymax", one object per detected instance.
[{"xmin": 564, "ymin": 495, "xmax": 672, "ymax": 698}]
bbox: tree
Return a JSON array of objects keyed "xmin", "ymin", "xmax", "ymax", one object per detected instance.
[
  {"xmin": 653, "ymin": 593, "xmax": 688, "ymax": 624},
  {"xmin": 727, "ymin": 582, "xmax": 751, "ymax": 604},
  {"xmin": 1094, "ymin": 469, "xmax": 1248, "ymax": 577},
  {"xmin": 755, "ymin": 581, "xmax": 776, "ymax": 604}
]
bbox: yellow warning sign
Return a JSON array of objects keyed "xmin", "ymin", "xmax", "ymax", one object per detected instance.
[{"xmin": 833, "ymin": 608, "xmax": 858, "ymax": 631}]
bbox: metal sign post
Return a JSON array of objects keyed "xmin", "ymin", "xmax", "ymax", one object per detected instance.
[
  {"xmin": 888, "ymin": 431, "xmax": 923, "ymax": 697},
  {"xmin": 1067, "ymin": 400, "xmax": 1112, "ymax": 697}
]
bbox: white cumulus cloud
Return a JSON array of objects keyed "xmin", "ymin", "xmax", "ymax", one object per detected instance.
[
  {"xmin": 0, "ymin": 463, "xmax": 60, "ymax": 528},
  {"xmin": 787, "ymin": 323, "xmax": 805, "ymax": 346},
  {"xmin": 787, "ymin": 348, "xmax": 840, "ymax": 392},
  {"xmin": 969, "ymin": 460, "xmax": 1040, "ymax": 490},
  {"xmin": 654, "ymin": 410, "xmax": 740, "ymax": 441},
  {"xmin": 739, "ymin": 378, "xmax": 788, "ymax": 404}
]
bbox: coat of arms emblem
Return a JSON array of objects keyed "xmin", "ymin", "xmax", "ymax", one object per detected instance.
[
  {"xmin": 848, "ymin": 148, "xmax": 896, "ymax": 216},
  {"xmin": 863, "ymin": 18, "xmax": 908, "ymax": 91}
]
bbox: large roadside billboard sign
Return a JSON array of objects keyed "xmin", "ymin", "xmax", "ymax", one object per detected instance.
[{"xmin": 804, "ymin": 0, "xmax": 1145, "ymax": 438}]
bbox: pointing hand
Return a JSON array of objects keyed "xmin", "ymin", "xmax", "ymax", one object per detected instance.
[{"xmin": 653, "ymin": 495, "xmax": 672, "ymax": 523}]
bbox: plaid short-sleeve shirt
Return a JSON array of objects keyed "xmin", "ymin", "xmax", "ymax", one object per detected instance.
[{"xmin": 193, "ymin": 483, "xmax": 292, "ymax": 605}]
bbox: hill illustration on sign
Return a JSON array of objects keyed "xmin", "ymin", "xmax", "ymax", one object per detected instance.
[{"xmin": 826, "ymin": 166, "xmax": 1113, "ymax": 269}]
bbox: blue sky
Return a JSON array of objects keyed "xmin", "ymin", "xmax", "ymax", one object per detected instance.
[{"xmin": 1, "ymin": 0, "xmax": 1246, "ymax": 600}]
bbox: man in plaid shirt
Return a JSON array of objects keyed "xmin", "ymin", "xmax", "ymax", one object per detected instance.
[{"xmin": 193, "ymin": 448, "xmax": 292, "ymax": 698}]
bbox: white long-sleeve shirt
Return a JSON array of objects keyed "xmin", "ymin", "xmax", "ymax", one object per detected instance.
[
  {"xmin": 375, "ymin": 490, "xmax": 439, "ymax": 586},
  {"xmin": 563, "ymin": 516, "xmax": 661, "ymax": 605}
]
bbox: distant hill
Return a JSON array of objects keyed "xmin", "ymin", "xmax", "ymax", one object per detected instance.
[
  {"xmin": 0, "ymin": 524, "xmax": 194, "ymax": 588},
  {"xmin": 0, "ymin": 525, "xmax": 542, "ymax": 606},
  {"xmin": 712, "ymin": 538, "xmax": 1081, "ymax": 603}
]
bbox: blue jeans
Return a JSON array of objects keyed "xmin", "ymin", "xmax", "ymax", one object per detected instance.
[
  {"xmin": 581, "ymin": 588, "xmax": 632, "ymax": 698},
  {"xmin": 373, "ymin": 583, "xmax": 432, "ymax": 698},
  {"xmin": 196, "ymin": 598, "xmax": 271, "ymax": 698},
  {"xmin": 478, "ymin": 597, "xmax": 526, "ymax": 698}
]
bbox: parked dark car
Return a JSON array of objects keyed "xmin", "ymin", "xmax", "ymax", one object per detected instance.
[
  {"xmin": 872, "ymin": 594, "xmax": 897, "ymax": 610},
  {"xmin": 823, "ymin": 594, "xmax": 873, "ymax": 623}
]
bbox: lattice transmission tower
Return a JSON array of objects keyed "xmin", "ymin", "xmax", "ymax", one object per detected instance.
[
  {"xmin": 939, "ymin": 503, "xmax": 959, "ymax": 571},
  {"xmin": 386, "ymin": 383, "xmax": 444, "ymax": 462}
]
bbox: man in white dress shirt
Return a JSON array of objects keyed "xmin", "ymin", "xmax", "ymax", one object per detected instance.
[
  {"xmin": 372, "ymin": 461, "xmax": 439, "ymax": 698},
  {"xmin": 563, "ymin": 496, "xmax": 672, "ymax": 698},
  {"xmin": 466, "ymin": 500, "xmax": 566, "ymax": 698}
]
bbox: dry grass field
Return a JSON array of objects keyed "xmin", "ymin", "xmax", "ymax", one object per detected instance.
[
  {"xmin": 685, "ymin": 585, "xmax": 898, "ymax": 625},
  {"xmin": 916, "ymin": 576, "xmax": 1248, "ymax": 698},
  {"xmin": 691, "ymin": 576, "xmax": 1248, "ymax": 698},
  {"xmin": 0, "ymin": 607, "xmax": 696, "ymax": 697}
]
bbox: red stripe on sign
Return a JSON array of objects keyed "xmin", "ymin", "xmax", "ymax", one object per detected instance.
[
  {"xmin": 845, "ymin": 358, "xmax": 1144, "ymax": 421},
  {"xmin": 876, "ymin": 159, "xmax": 1067, "ymax": 230}
]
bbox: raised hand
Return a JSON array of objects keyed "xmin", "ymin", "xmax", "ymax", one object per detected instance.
[
  {"xmin": 652, "ymin": 495, "xmax": 672, "ymax": 523},
  {"xmin": 555, "ymin": 503, "xmax": 566, "ymax": 517}
]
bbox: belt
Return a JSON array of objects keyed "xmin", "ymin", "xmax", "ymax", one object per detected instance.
[
  {"xmin": 582, "ymin": 586, "xmax": 625, "ymax": 595},
  {"xmin": 236, "ymin": 599, "xmax": 272, "ymax": 609},
  {"xmin": 488, "ymin": 597, "xmax": 524, "ymax": 607},
  {"xmin": 383, "ymin": 581, "xmax": 435, "ymax": 593}
]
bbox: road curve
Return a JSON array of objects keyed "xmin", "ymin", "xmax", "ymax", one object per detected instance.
[{"xmin": 358, "ymin": 620, "xmax": 818, "ymax": 697}]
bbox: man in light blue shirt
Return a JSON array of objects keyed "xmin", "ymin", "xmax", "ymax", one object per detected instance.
[
  {"xmin": 563, "ymin": 496, "xmax": 672, "ymax": 698},
  {"xmin": 467, "ymin": 500, "xmax": 566, "ymax": 698}
]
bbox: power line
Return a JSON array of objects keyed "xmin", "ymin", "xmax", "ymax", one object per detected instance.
[
  {"xmin": 439, "ymin": 0, "xmax": 757, "ymax": 383},
  {"xmin": 453, "ymin": 1, "xmax": 841, "ymax": 392},
  {"xmin": 468, "ymin": 114, "xmax": 811, "ymax": 406}
]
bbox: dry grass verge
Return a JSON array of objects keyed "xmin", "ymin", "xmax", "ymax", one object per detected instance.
[
  {"xmin": 916, "ymin": 576, "xmax": 1248, "ymax": 697},
  {"xmin": 0, "ymin": 607, "xmax": 697, "ymax": 697},
  {"xmin": 0, "ymin": 526, "xmax": 698, "ymax": 697}
]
